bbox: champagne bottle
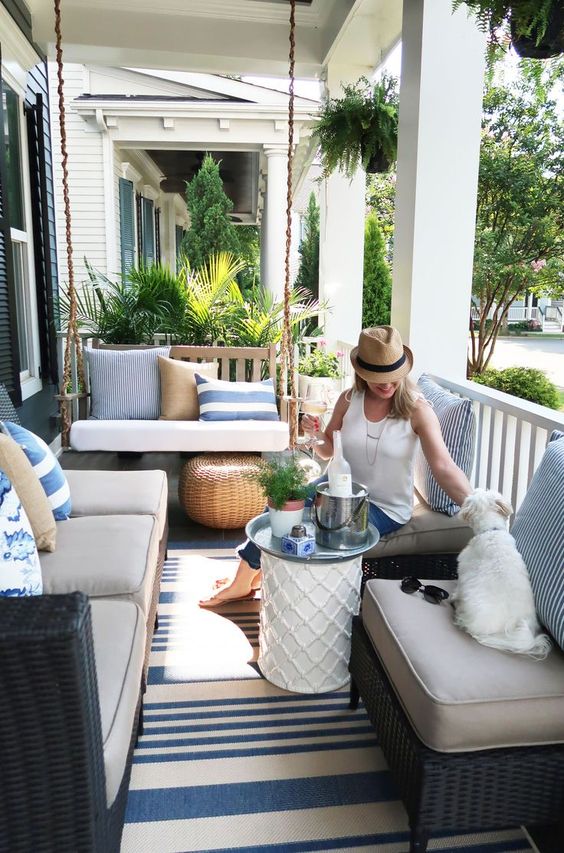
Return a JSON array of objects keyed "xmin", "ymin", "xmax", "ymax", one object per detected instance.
[{"xmin": 328, "ymin": 430, "xmax": 353, "ymax": 497}]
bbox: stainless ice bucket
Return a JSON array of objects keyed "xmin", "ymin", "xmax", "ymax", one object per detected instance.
[{"xmin": 312, "ymin": 482, "xmax": 369, "ymax": 550}]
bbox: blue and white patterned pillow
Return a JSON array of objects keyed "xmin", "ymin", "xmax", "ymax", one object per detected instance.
[
  {"xmin": 414, "ymin": 375, "xmax": 476, "ymax": 516},
  {"xmin": 550, "ymin": 430, "xmax": 564, "ymax": 443},
  {"xmin": 85, "ymin": 346, "xmax": 170, "ymax": 420},
  {"xmin": 512, "ymin": 437, "xmax": 564, "ymax": 651},
  {"xmin": 0, "ymin": 471, "xmax": 42, "ymax": 596},
  {"xmin": 1, "ymin": 421, "xmax": 72, "ymax": 520},
  {"xmin": 195, "ymin": 374, "xmax": 279, "ymax": 421}
]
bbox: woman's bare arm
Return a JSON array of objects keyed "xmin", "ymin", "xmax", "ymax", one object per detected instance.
[
  {"xmin": 411, "ymin": 400, "xmax": 472, "ymax": 507},
  {"xmin": 302, "ymin": 390, "xmax": 351, "ymax": 460}
]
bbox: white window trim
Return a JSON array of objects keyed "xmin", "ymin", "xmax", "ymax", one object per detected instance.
[{"xmin": 3, "ymin": 71, "xmax": 42, "ymax": 400}]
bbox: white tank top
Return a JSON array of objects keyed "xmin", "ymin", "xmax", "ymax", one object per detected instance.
[{"xmin": 340, "ymin": 389, "xmax": 419, "ymax": 524}]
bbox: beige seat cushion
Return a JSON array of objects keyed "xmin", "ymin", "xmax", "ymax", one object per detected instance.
[
  {"xmin": 65, "ymin": 469, "xmax": 168, "ymax": 539},
  {"xmin": 40, "ymin": 515, "xmax": 159, "ymax": 616},
  {"xmin": 364, "ymin": 492, "xmax": 472, "ymax": 558},
  {"xmin": 0, "ymin": 434, "xmax": 56, "ymax": 551},
  {"xmin": 90, "ymin": 599, "xmax": 145, "ymax": 807},
  {"xmin": 158, "ymin": 356, "xmax": 218, "ymax": 420},
  {"xmin": 362, "ymin": 579, "xmax": 564, "ymax": 752}
]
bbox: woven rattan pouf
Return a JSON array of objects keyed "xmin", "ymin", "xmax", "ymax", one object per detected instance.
[{"xmin": 178, "ymin": 453, "xmax": 266, "ymax": 529}]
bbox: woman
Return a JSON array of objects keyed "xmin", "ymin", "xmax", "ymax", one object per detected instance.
[{"xmin": 200, "ymin": 326, "xmax": 472, "ymax": 606}]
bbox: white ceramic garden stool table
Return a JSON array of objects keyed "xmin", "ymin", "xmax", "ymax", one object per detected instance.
[{"xmin": 247, "ymin": 513, "xmax": 379, "ymax": 694}]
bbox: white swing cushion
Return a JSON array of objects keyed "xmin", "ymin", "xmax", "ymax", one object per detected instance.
[{"xmin": 69, "ymin": 418, "xmax": 290, "ymax": 453}]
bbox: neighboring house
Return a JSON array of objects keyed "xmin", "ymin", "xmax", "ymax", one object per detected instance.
[
  {"xmin": 1, "ymin": 0, "xmax": 59, "ymax": 443},
  {"xmin": 48, "ymin": 65, "xmax": 319, "ymax": 299}
]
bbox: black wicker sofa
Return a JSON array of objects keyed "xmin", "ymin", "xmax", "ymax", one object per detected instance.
[
  {"xmin": 0, "ymin": 447, "xmax": 168, "ymax": 850},
  {"xmin": 351, "ymin": 440, "xmax": 564, "ymax": 852}
]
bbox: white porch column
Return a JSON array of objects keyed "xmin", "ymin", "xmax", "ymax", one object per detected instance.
[
  {"xmin": 318, "ymin": 64, "xmax": 368, "ymax": 351},
  {"xmin": 263, "ymin": 145, "xmax": 288, "ymax": 301},
  {"xmin": 260, "ymin": 197, "xmax": 268, "ymax": 289},
  {"xmin": 391, "ymin": 0, "xmax": 486, "ymax": 379},
  {"xmin": 160, "ymin": 196, "xmax": 177, "ymax": 271}
]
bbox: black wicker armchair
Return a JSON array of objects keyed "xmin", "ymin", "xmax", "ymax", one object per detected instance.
[
  {"xmin": 351, "ymin": 556, "xmax": 564, "ymax": 853},
  {"xmin": 0, "ymin": 593, "xmax": 142, "ymax": 853}
]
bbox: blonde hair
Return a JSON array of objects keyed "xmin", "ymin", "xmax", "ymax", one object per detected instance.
[{"xmin": 351, "ymin": 374, "xmax": 419, "ymax": 419}]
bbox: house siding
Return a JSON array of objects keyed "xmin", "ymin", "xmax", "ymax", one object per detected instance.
[{"xmin": 49, "ymin": 63, "xmax": 107, "ymax": 288}]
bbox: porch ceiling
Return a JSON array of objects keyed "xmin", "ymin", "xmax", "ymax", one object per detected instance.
[{"xmin": 27, "ymin": 0, "xmax": 401, "ymax": 78}]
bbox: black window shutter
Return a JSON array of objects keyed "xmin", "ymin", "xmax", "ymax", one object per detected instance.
[
  {"xmin": 142, "ymin": 197, "xmax": 154, "ymax": 266},
  {"xmin": 154, "ymin": 206, "xmax": 161, "ymax": 263},
  {"xmin": 0, "ymin": 45, "xmax": 22, "ymax": 405},
  {"xmin": 175, "ymin": 225, "xmax": 184, "ymax": 260},
  {"xmin": 25, "ymin": 62, "xmax": 59, "ymax": 386},
  {"xmin": 119, "ymin": 178, "xmax": 135, "ymax": 278}
]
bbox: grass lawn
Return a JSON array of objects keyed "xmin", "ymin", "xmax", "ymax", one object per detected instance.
[{"xmin": 558, "ymin": 390, "xmax": 564, "ymax": 412}]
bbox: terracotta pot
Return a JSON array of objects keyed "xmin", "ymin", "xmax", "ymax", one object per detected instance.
[{"xmin": 267, "ymin": 499, "xmax": 305, "ymax": 538}]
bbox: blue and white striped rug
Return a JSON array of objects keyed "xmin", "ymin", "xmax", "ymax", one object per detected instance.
[{"xmin": 121, "ymin": 545, "xmax": 534, "ymax": 853}]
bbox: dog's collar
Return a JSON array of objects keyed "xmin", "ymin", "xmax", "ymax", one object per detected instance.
[{"xmin": 472, "ymin": 527, "xmax": 506, "ymax": 536}]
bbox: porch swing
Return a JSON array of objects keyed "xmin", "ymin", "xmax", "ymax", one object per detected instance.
[{"xmin": 55, "ymin": 0, "xmax": 301, "ymax": 451}]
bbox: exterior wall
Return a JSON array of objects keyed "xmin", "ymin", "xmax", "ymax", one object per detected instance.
[
  {"xmin": 48, "ymin": 63, "xmax": 107, "ymax": 287},
  {"xmin": 1, "ymin": 1, "xmax": 60, "ymax": 442}
]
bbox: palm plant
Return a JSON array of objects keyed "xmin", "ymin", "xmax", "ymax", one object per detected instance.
[
  {"xmin": 58, "ymin": 260, "xmax": 185, "ymax": 344},
  {"xmin": 175, "ymin": 252, "xmax": 246, "ymax": 344},
  {"xmin": 313, "ymin": 75, "xmax": 399, "ymax": 180},
  {"xmin": 233, "ymin": 285, "xmax": 324, "ymax": 348}
]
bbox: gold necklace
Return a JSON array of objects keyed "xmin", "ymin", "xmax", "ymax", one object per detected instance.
[{"xmin": 365, "ymin": 417, "xmax": 388, "ymax": 466}]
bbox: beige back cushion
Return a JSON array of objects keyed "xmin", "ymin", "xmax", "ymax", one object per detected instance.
[
  {"xmin": 158, "ymin": 357, "xmax": 219, "ymax": 420},
  {"xmin": 0, "ymin": 434, "xmax": 57, "ymax": 551}
]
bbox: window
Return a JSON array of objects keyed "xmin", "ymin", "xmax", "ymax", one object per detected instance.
[
  {"xmin": 2, "ymin": 77, "xmax": 41, "ymax": 397},
  {"xmin": 142, "ymin": 197, "xmax": 155, "ymax": 266}
]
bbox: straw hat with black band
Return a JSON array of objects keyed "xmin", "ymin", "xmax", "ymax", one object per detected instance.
[{"xmin": 350, "ymin": 326, "xmax": 413, "ymax": 384}]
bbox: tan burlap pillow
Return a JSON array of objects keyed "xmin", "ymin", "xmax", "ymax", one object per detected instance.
[
  {"xmin": 158, "ymin": 357, "xmax": 219, "ymax": 420},
  {"xmin": 0, "ymin": 434, "xmax": 57, "ymax": 551}
]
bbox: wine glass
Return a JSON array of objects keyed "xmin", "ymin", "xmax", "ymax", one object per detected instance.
[{"xmin": 299, "ymin": 385, "xmax": 328, "ymax": 451}]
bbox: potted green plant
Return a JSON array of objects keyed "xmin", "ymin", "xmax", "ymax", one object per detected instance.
[
  {"xmin": 313, "ymin": 75, "xmax": 399, "ymax": 180},
  {"xmin": 251, "ymin": 456, "xmax": 314, "ymax": 537},
  {"xmin": 453, "ymin": 0, "xmax": 564, "ymax": 60},
  {"xmin": 298, "ymin": 343, "xmax": 344, "ymax": 402}
]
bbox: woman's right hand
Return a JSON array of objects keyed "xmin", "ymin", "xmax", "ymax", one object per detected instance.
[{"xmin": 302, "ymin": 413, "xmax": 321, "ymax": 438}]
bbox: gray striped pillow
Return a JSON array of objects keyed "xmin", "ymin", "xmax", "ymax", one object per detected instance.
[
  {"xmin": 86, "ymin": 346, "xmax": 170, "ymax": 420},
  {"xmin": 512, "ymin": 435, "xmax": 564, "ymax": 651},
  {"xmin": 414, "ymin": 374, "xmax": 475, "ymax": 516}
]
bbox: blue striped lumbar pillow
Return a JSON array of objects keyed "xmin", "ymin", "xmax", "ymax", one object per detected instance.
[
  {"xmin": 85, "ymin": 346, "xmax": 170, "ymax": 420},
  {"xmin": 414, "ymin": 374, "xmax": 476, "ymax": 516},
  {"xmin": 195, "ymin": 374, "xmax": 279, "ymax": 421},
  {"xmin": 1, "ymin": 421, "xmax": 72, "ymax": 521},
  {"xmin": 512, "ymin": 436, "xmax": 564, "ymax": 651}
]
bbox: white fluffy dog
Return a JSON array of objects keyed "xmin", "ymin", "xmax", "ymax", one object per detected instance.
[{"xmin": 453, "ymin": 488, "xmax": 551, "ymax": 658}]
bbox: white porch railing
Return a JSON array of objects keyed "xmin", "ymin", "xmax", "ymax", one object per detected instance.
[
  {"xmin": 337, "ymin": 338, "xmax": 564, "ymax": 513},
  {"xmin": 470, "ymin": 305, "xmax": 541, "ymax": 324}
]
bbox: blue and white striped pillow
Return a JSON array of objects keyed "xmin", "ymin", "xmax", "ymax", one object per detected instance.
[
  {"xmin": 414, "ymin": 374, "xmax": 475, "ymax": 516},
  {"xmin": 85, "ymin": 346, "xmax": 170, "ymax": 420},
  {"xmin": 2, "ymin": 421, "xmax": 72, "ymax": 521},
  {"xmin": 0, "ymin": 471, "xmax": 42, "ymax": 596},
  {"xmin": 512, "ymin": 436, "xmax": 564, "ymax": 651},
  {"xmin": 195, "ymin": 374, "xmax": 279, "ymax": 421}
]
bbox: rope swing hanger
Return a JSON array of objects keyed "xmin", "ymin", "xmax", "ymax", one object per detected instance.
[
  {"xmin": 53, "ymin": 0, "xmax": 87, "ymax": 448},
  {"xmin": 279, "ymin": 0, "xmax": 299, "ymax": 449},
  {"xmin": 53, "ymin": 0, "xmax": 299, "ymax": 448}
]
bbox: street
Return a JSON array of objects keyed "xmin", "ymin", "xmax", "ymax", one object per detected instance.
[{"xmin": 484, "ymin": 336, "xmax": 564, "ymax": 389}]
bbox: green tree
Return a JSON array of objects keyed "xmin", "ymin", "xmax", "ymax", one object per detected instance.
[
  {"xmin": 294, "ymin": 192, "xmax": 320, "ymax": 299},
  {"xmin": 236, "ymin": 225, "xmax": 261, "ymax": 299},
  {"xmin": 366, "ymin": 171, "xmax": 396, "ymax": 254},
  {"xmin": 183, "ymin": 154, "xmax": 240, "ymax": 270},
  {"xmin": 362, "ymin": 213, "xmax": 392, "ymax": 327},
  {"xmin": 469, "ymin": 59, "xmax": 564, "ymax": 376}
]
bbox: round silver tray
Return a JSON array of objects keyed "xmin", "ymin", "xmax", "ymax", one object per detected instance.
[{"xmin": 245, "ymin": 510, "xmax": 379, "ymax": 564}]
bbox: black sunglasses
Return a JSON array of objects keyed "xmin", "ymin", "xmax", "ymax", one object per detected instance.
[{"xmin": 400, "ymin": 576, "xmax": 449, "ymax": 605}]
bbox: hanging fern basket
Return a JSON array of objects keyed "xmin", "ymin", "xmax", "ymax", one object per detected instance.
[
  {"xmin": 510, "ymin": 3, "xmax": 564, "ymax": 59},
  {"xmin": 362, "ymin": 144, "xmax": 394, "ymax": 175}
]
